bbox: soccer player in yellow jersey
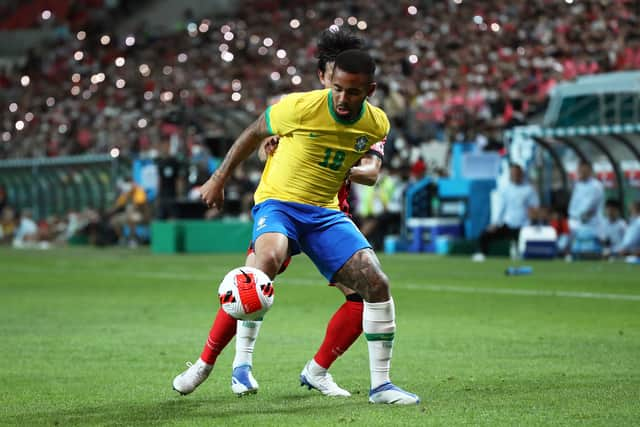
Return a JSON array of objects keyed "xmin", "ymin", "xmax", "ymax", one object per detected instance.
[
  {"xmin": 175, "ymin": 49, "xmax": 419, "ymax": 404},
  {"xmin": 234, "ymin": 29, "xmax": 384, "ymax": 399}
]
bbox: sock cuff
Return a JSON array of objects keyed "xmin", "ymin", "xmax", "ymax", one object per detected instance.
[
  {"xmin": 363, "ymin": 298, "xmax": 395, "ymax": 322},
  {"xmin": 364, "ymin": 332, "xmax": 395, "ymax": 341}
]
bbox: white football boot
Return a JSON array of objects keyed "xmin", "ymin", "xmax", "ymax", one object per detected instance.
[
  {"xmin": 299, "ymin": 360, "xmax": 351, "ymax": 397},
  {"xmin": 231, "ymin": 365, "xmax": 259, "ymax": 396},
  {"xmin": 368, "ymin": 382, "xmax": 420, "ymax": 404},
  {"xmin": 172, "ymin": 358, "xmax": 213, "ymax": 395}
]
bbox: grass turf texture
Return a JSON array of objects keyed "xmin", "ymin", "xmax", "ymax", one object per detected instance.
[{"xmin": 1, "ymin": 247, "xmax": 639, "ymax": 426}]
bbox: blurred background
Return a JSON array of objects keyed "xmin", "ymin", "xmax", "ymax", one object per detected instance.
[{"xmin": 1, "ymin": 0, "xmax": 639, "ymax": 258}]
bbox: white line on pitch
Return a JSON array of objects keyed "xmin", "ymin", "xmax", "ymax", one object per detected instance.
[{"xmin": 6, "ymin": 266, "xmax": 640, "ymax": 302}]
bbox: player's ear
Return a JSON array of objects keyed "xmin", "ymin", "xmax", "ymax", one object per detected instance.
[
  {"xmin": 317, "ymin": 69, "xmax": 326, "ymax": 86},
  {"xmin": 367, "ymin": 82, "xmax": 376, "ymax": 98}
]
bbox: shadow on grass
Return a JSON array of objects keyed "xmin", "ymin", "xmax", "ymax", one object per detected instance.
[{"xmin": 4, "ymin": 392, "xmax": 370, "ymax": 426}]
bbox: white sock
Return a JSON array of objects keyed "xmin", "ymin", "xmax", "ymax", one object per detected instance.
[
  {"xmin": 232, "ymin": 320, "xmax": 262, "ymax": 368},
  {"xmin": 363, "ymin": 298, "xmax": 395, "ymax": 389},
  {"xmin": 308, "ymin": 358, "xmax": 328, "ymax": 377}
]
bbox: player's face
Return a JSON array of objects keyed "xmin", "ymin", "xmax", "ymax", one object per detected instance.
[
  {"xmin": 330, "ymin": 67, "xmax": 375, "ymax": 121},
  {"xmin": 318, "ymin": 61, "xmax": 335, "ymax": 88}
]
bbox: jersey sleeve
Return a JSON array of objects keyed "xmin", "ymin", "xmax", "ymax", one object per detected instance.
[
  {"xmin": 264, "ymin": 94, "xmax": 302, "ymax": 136},
  {"xmin": 366, "ymin": 138, "xmax": 386, "ymax": 159}
]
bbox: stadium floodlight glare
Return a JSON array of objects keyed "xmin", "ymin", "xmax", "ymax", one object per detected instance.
[
  {"xmin": 8, "ymin": 103, "xmax": 18, "ymax": 113},
  {"xmin": 41, "ymin": 10, "xmax": 51, "ymax": 20},
  {"xmin": 15, "ymin": 121, "xmax": 25, "ymax": 131},
  {"xmin": 20, "ymin": 76, "xmax": 30, "ymax": 87},
  {"xmin": 110, "ymin": 147, "xmax": 120, "ymax": 158},
  {"xmin": 408, "ymin": 6, "xmax": 418, "ymax": 15},
  {"xmin": 231, "ymin": 92, "xmax": 242, "ymax": 102},
  {"xmin": 290, "ymin": 19, "xmax": 300, "ymax": 29}
]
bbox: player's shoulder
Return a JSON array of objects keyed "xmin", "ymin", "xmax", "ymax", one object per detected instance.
[
  {"xmin": 276, "ymin": 89, "xmax": 327, "ymax": 106},
  {"xmin": 366, "ymin": 101, "xmax": 391, "ymax": 135}
]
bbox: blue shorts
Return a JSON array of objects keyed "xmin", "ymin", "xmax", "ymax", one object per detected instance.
[{"xmin": 251, "ymin": 200, "xmax": 370, "ymax": 282}]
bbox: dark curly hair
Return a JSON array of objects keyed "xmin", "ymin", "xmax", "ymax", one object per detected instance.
[{"xmin": 316, "ymin": 28, "xmax": 365, "ymax": 72}]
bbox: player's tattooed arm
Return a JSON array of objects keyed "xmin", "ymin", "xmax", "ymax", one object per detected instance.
[
  {"xmin": 333, "ymin": 248, "xmax": 390, "ymax": 302},
  {"xmin": 212, "ymin": 113, "xmax": 272, "ymax": 181}
]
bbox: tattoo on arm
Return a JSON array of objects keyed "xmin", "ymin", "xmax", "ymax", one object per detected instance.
[{"xmin": 214, "ymin": 113, "xmax": 271, "ymax": 180}]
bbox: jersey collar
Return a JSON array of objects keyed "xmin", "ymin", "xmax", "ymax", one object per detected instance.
[{"xmin": 327, "ymin": 90, "xmax": 366, "ymax": 125}]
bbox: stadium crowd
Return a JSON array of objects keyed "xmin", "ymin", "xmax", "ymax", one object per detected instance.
[
  {"xmin": 1, "ymin": 0, "xmax": 640, "ymax": 257},
  {"xmin": 2, "ymin": 0, "xmax": 640, "ymax": 162}
]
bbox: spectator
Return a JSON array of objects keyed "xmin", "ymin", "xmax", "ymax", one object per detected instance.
[
  {"xmin": 0, "ymin": 205, "xmax": 18, "ymax": 244},
  {"xmin": 472, "ymin": 163, "xmax": 539, "ymax": 261},
  {"xmin": 12, "ymin": 209, "xmax": 42, "ymax": 248},
  {"xmin": 107, "ymin": 177, "xmax": 150, "ymax": 247},
  {"xmin": 566, "ymin": 160, "xmax": 604, "ymax": 259},
  {"xmin": 155, "ymin": 137, "xmax": 186, "ymax": 219},
  {"xmin": 612, "ymin": 200, "xmax": 640, "ymax": 259},
  {"xmin": 601, "ymin": 199, "xmax": 627, "ymax": 256}
]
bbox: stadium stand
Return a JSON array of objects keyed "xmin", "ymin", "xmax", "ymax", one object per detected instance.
[{"xmin": 1, "ymin": 0, "xmax": 639, "ymax": 252}]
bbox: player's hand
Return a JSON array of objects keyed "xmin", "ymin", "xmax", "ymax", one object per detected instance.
[
  {"xmin": 264, "ymin": 137, "xmax": 279, "ymax": 156},
  {"xmin": 199, "ymin": 174, "xmax": 225, "ymax": 209},
  {"xmin": 258, "ymin": 137, "xmax": 280, "ymax": 161}
]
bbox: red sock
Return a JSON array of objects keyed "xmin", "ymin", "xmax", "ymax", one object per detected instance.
[
  {"xmin": 200, "ymin": 308, "xmax": 237, "ymax": 365},
  {"xmin": 314, "ymin": 301, "xmax": 364, "ymax": 369}
]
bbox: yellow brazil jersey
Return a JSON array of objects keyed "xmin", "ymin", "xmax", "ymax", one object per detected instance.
[{"xmin": 255, "ymin": 88, "xmax": 390, "ymax": 210}]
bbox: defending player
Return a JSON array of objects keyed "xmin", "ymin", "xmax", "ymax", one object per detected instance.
[
  {"xmin": 233, "ymin": 29, "xmax": 384, "ymax": 398},
  {"xmin": 175, "ymin": 49, "xmax": 419, "ymax": 404}
]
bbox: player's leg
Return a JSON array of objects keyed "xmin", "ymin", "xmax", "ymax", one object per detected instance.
[
  {"xmin": 333, "ymin": 249, "xmax": 419, "ymax": 404},
  {"xmin": 300, "ymin": 283, "xmax": 362, "ymax": 397},
  {"xmin": 301, "ymin": 210, "xmax": 419, "ymax": 404},
  {"xmin": 229, "ymin": 249, "xmax": 262, "ymax": 396},
  {"xmin": 172, "ymin": 306, "xmax": 237, "ymax": 395},
  {"xmin": 174, "ymin": 200, "xmax": 296, "ymax": 396},
  {"xmin": 232, "ymin": 245, "xmax": 294, "ymax": 395}
]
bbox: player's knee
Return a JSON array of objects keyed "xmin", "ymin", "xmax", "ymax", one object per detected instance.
[
  {"xmin": 254, "ymin": 248, "xmax": 285, "ymax": 279},
  {"xmin": 365, "ymin": 271, "xmax": 390, "ymax": 302}
]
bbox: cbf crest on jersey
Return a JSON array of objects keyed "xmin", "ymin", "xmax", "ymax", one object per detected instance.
[{"xmin": 354, "ymin": 135, "xmax": 369, "ymax": 152}]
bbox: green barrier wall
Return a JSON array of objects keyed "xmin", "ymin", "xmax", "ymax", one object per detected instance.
[{"xmin": 151, "ymin": 220, "xmax": 253, "ymax": 254}]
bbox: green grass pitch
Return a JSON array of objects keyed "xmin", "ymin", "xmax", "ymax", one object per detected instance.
[{"xmin": 1, "ymin": 247, "xmax": 639, "ymax": 426}]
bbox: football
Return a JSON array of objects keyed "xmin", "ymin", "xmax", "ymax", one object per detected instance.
[{"xmin": 218, "ymin": 266, "xmax": 274, "ymax": 320}]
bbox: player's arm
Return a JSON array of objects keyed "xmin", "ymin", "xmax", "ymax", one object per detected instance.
[
  {"xmin": 348, "ymin": 153, "xmax": 382, "ymax": 186},
  {"xmin": 200, "ymin": 113, "xmax": 271, "ymax": 208}
]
